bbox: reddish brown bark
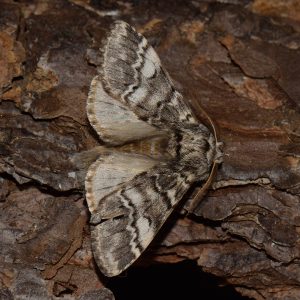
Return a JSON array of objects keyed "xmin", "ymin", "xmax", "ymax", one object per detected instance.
[{"xmin": 1, "ymin": 1, "xmax": 300, "ymax": 299}]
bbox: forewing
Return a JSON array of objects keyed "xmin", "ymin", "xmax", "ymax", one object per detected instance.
[
  {"xmin": 87, "ymin": 76, "xmax": 161, "ymax": 145},
  {"xmin": 100, "ymin": 20, "xmax": 197, "ymax": 127},
  {"xmin": 87, "ymin": 157, "xmax": 197, "ymax": 277}
]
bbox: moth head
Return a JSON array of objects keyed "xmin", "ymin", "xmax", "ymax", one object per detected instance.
[
  {"xmin": 180, "ymin": 123, "xmax": 222, "ymax": 172},
  {"xmin": 179, "ymin": 124, "xmax": 211, "ymax": 159}
]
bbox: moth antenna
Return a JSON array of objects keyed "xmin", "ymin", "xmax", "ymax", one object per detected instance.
[
  {"xmin": 190, "ymin": 98, "xmax": 220, "ymax": 145},
  {"xmin": 186, "ymin": 161, "xmax": 218, "ymax": 213},
  {"xmin": 187, "ymin": 98, "xmax": 222, "ymax": 213}
]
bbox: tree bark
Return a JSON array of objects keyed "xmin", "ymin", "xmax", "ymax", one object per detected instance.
[{"xmin": 1, "ymin": 0, "xmax": 300, "ymax": 299}]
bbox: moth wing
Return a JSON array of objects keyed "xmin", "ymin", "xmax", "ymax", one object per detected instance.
[
  {"xmin": 100, "ymin": 20, "xmax": 197, "ymax": 127},
  {"xmin": 87, "ymin": 77, "xmax": 161, "ymax": 145},
  {"xmin": 86, "ymin": 155, "xmax": 197, "ymax": 277},
  {"xmin": 85, "ymin": 151, "xmax": 157, "ymax": 218}
]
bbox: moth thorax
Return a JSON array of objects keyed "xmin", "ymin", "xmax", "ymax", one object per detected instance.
[{"xmin": 117, "ymin": 136, "xmax": 171, "ymax": 160}]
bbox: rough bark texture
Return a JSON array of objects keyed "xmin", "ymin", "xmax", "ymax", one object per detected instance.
[{"xmin": 1, "ymin": 0, "xmax": 300, "ymax": 299}]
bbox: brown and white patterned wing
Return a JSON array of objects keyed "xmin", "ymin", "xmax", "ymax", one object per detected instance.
[
  {"xmin": 85, "ymin": 151, "xmax": 157, "ymax": 219},
  {"xmin": 86, "ymin": 153, "xmax": 198, "ymax": 277},
  {"xmin": 99, "ymin": 20, "xmax": 197, "ymax": 127},
  {"xmin": 87, "ymin": 76, "xmax": 161, "ymax": 146}
]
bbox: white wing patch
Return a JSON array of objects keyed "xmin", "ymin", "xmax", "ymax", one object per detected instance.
[
  {"xmin": 85, "ymin": 151, "xmax": 157, "ymax": 214},
  {"xmin": 87, "ymin": 76, "xmax": 160, "ymax": 145},
  {"xmin": 140, "ymin": 47, "xmax": 159, "ymax": 78}
]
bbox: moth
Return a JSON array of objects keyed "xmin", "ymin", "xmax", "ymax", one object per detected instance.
[{"xmin": 85, "ymin": 21, "xmax": 222, "ymax": 277}]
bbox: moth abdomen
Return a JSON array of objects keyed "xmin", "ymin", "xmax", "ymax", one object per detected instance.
[{"xmin": 117, "ymin": 135, "xmax": 173, "ymax": 160}]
